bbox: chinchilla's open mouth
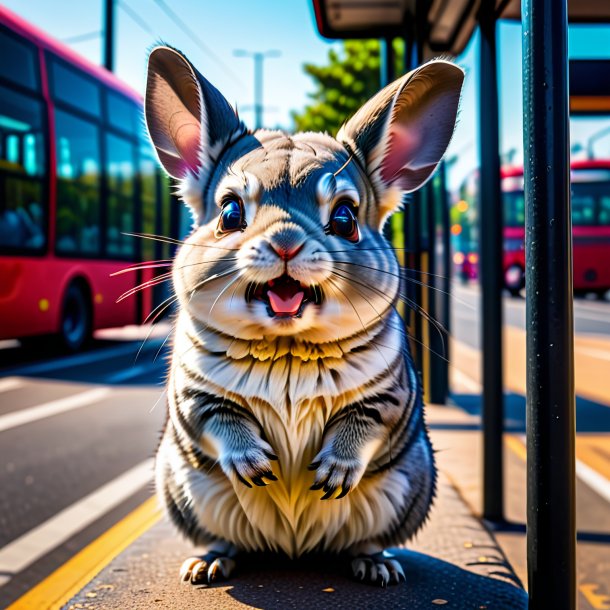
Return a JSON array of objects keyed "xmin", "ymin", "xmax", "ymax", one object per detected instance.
[{"xmin": 245, "ymin": 275, "xmax": 322, "ymax": 318}]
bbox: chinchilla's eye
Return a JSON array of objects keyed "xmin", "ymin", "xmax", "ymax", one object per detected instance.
[
  {"xmin": 328, "ymin": 201, "xmax": 359, "ymax": 242},
  {"xmin": 217, "ymin": 198, "xmax": 245, "ymax": 234}
]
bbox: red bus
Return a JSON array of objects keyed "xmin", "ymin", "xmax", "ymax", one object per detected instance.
[
  {"xmin": 502, "ymin": 160, "xmax": 610, "ymax": 296},
  {"xmin": 454, "ymin": 161, "xmax": 610, "ymax": 296},
  {"xmin": 0, "ymin": 7, "xmax": 188, "ymax": 350}
]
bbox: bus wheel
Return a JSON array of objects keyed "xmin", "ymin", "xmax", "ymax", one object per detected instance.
[
  {"xmin": 58, "ymin": 282, "xmax": 91, "ymax": 352},
  {"xmin": 505, "ymin": 264, "xmax": 525, "ymax": 297}
]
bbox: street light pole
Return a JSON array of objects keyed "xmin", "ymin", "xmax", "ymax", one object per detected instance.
[
  {"xmin": 103, "ymin": 0, "xmax": 115, "ymax": 72},
  {"xmin": 234, "ymin": 49, "xmax": 281, "ymax": 130}
]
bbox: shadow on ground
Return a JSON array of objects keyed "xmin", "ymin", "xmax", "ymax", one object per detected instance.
[
  {"xmin": 446, "ymin": 392, "xmax": 610, "ymax": 433},
  {"xmin": 68, "ymin": 549, "xmax": 528, "ymax": 610}
]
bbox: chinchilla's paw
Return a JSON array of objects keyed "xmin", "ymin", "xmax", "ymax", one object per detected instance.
[
  {"xmin": 221, "ymin": 439, "xmax": 279, "ymax": 488},
  {"xmin": 350, "ymin": 552, "xmax": 406, "ymax": 587},
  {"xmin": 180, "ymin": 552, "xmax": 237, "ymax": 585},
  {"xmin": 308, "ymin": 447, "xmax": 365, "ymax": 499}
]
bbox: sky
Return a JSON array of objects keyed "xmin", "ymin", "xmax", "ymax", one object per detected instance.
[
  {"xmin": 3, "ymin": 0, "xmax": 339, "ymax": 129},
  {"xmin": 447, "ymin": 20, "xmax": 610, "ymax": 190},
  {"xmin": 4, "ymin": 1, "xmax": 610, "ymax": 193}
]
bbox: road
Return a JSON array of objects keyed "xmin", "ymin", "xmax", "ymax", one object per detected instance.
[
  {"xmin": 0, "ymin": 293, "xmax": 608, "ymax": 609},
  {"xmin": 449, "ymin": 282, "xmax": 610, "ymax": 609},
  {"xmin": 0, "ymin": 329, "xmax": 169, "ymax": 608}
]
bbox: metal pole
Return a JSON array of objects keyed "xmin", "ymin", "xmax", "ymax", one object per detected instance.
[
  {"xmin": 253, "ymin": 53, "xmax": 263, "ymax": 130},
  {"xmin": 103, "ymin": 0, "xmax": 115, "ymax": 72},
  {"xmin": 478, "ymin": 0, "xmax": 504, "ymax": 522},
  {"xmin": 428, "ymin": 163, "xmax": 450, "ymax": 404},
  {"xmin": 522, "ymin": 0, "xmax": 576, "ymax": 607},
  {"xmin": 380, "ymin": 38, "xmax": 395, "ymax": 87},
  {"xmin": 233, "ymin": 50, "xmax": 280, "ymax": 130}
]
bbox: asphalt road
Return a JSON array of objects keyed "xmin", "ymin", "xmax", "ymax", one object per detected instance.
[
  {"xmin": 0, "ymin": 332, "xmax": 169, "ymax": 608},
  {"xmin": 0, "ymin": 301, "xmax": 608, "ymax": 608},
  {"xmin": 451, "ymin": 282, "xmax": 610, "ymax": 350}
]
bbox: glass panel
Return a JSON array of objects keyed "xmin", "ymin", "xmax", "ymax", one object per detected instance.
[
  {"xmin": 600, "ymin": 197, "xmax": 610, "ymax": 226},
  {"xmin": 55, "ymin": 110, "xmax": 101, "ymax": 255},
  {"xmin": 106, "ymin": 134, "xmax": 134, "ymax": 196},
  {"xmin": 49, "ymin": 57, "xmax": 101, "ymax": 117},
  {"xmin": 502, "ymin": 191, "xmax": 525, "ymax": 227},
  {"xmin": 571, "ymin": 194, "xmax": 595, "ymax": 226},
  {"xmin": 140, "ymin": 147, "xmax": 158, "ymax": 261},
  {"xmin": 0, "ymin": 88, "xmax": 45, "ymax": 176},
  {"xmin": 0, "ymin": 86, "xmax": 46, "ymax": 251},
  {"xmin": 571, "ymin": 181, "xmax": 608, "ymax": 226},
  {"xmin": 107, "ymin": 90, "xmax": 138, "ymax": 135},
  {"xmin": 159, "ymin": 173, "xmax": 172, "ymax": 259},
  {"xmin": 0, "ymin": 28, "xmax": 39, "ymax": 90},
  {"xmin": 107, "ymin": 194, "xmax": 134, "ymax": 257},
  {"xmin": 106, "ymin": 134, "xmax": 135, "ymax": 257}
]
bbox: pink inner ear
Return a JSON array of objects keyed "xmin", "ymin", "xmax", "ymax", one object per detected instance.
[
  {"xmin": 173, "ymin": 122, "xmax": 202, "ymax": 175},
  {"xmin": 380, "ymin": 124, "xmax": 422, "ymax": 183}
]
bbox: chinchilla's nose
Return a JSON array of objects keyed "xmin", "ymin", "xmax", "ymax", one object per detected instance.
[{"xmin": 266, "ymin": 225, "xmax": 306, "ymax": 261}]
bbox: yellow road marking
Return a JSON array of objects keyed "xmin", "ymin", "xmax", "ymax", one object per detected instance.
[
  {"xmin": 505, "ymin": 433, "xmax": 610, "ymax": 486},
  {"xmin": 504, "ymin": 435, "xmax": 527, "ymax": 461},
  {"xmin": 576, "ymin": 436, "xmax": 610, "ymax": 482},
  {"xmin": 6, "ymin": 496, "xmax": 161, "ymax": 610},
  {"xmin": 580, "ymin": 583, "xmax": 610, "ymax": 610}
]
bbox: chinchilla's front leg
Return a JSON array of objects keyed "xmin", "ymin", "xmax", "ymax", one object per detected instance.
[
  {"xmin": 179, "ymin": 388, "xmax": 279, "ymax": 488},
  {"xmin": 308, "ymin": 401, "xmax": 387, "ymax": 500}
]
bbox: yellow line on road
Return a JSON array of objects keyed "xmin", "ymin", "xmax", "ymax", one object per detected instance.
[
  {"xmin": 580, "ymin": 583, "xmax": 610, "ymax": 610},
  {"xmin": 6, "ymin": 496, "xmax": 161, "ymax": 610},
  {"xmin": 504, "ymin": 435, "xmax": 527, "ymax": 461},
  {"xmin": 576, "ymin": 435, "xmax": 610, "ymax": 482}
]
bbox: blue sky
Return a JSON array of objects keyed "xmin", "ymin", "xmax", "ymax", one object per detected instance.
[{"xmin": 4, "ymin": 1, "xmax": 610, "ymax": 192}]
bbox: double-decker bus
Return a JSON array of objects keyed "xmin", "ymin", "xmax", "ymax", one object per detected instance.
[
  {"xmin": 0, "ymin": 7, "xmax": 189, "ymax": 350},
  {"xmin": 455, "ymin": 161, "xmax": 610, "ymax": 296}
]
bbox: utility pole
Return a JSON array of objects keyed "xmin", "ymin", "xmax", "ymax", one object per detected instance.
[
  {"xmin": 233, "ymin": 49, "xmax": 281, "ymax": 129},
  {"xmin": 103, "ymin": 0, "xmax": 115, "ymax": 71}
]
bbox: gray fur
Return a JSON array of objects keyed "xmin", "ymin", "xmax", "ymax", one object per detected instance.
[{"xmin": 145, "ymin": 46, "xmax": 463, "ymax": 586}]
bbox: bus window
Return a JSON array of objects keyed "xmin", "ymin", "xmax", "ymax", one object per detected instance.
[
  {"xmin": 107, "ymin": 91, "xmax": 138, "ymax": 136},
  {"xmin": 572, "ymin": 181, "xmax": 609, "ymax": 226},
  {"xmin": 159, "ymin": 173, "xmax": 172, "ymax": 259},
  {"xmin": 55, "ymin": 109, "xmax": 101, "ymax": 255},
  {"xmin": 502, "ymin": 191, "xmax": 525, "ymax": 228},
  {"xmin": 0, "ymin": 27, "xmax": 39, "ymax": 91},
  {"xmin": 106, "ymin": 133, "xmax": 136, "ymax": 258},
  {"xmin": 48, "ymin": 56, "xmax": 101, "ymax": 119},
  {"xmin": 0, "ymin": 85, "xmax": 46, "ymax": 252},
  {"xmin": 139, "ymin": 146, "xmax": 159, "ymax": 262},
  {"xmin": 600, "ymin": 197, "xmax": 610, "ymax": 226}
]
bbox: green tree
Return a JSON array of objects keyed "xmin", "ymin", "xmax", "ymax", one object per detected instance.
[
  {"xmin": 292, "ymin": 40, "xmax": 406, "ymax": 135},
  {"xmin": 292, "ymin": 40, "xmax": 387, "ymax": 136}
]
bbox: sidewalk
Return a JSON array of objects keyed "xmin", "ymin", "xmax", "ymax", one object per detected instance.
[{"xmin": 54, "ymin": 404, "xmax": 527, "ymax": 610}]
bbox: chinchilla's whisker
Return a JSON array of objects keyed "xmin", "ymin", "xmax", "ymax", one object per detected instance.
[
  {"xmin": 125, "ymin": 232, "xmax": 240, "ymax": 251},
  {"xmin": 116, "ymin": 272, "xmax": 173, "ymax": 303},
  {"xmin": 324, "ymin": 259, "xmax": 472, "ymax": 308},
  {"xmin": 111, "ymin": 259, "xmax": 174, "ymax": 276},
  {"xmin": 206, "ymin": 273, "xmax": 244, "ymax": 327},
  {"xmin": 135, "ymin": 293, "xmax": 180, "ymax": 364},
  {"xmin": 325, "ymin": 277, "xmax": 392, "ymax": 371},
  {"xmin": 323, "ymin": 266, "xmax": 447, "ymax": 358}
]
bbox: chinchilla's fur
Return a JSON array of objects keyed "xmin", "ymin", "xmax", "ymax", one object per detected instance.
[{"xmin": 145, "ymin": 45, "xmax": 463, "ymax": 586}]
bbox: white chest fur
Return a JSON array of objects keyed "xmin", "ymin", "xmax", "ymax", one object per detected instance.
[{"xmin": 169, "ymin": 312, "xmax": 415, "ymax": 556}]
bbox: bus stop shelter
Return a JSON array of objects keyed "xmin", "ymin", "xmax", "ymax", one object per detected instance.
[{"xmin": 313, "ymin": 1, "xmax": 610, "ymax": 609}]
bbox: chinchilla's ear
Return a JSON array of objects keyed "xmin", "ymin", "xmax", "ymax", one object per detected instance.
[
  {"xmin": 337, "ymin": 60, "xmax": 464, "ymax": 223},
  {"xmin": 145, "ymin": 46, "xmax": 245, "ymax": 219}
]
